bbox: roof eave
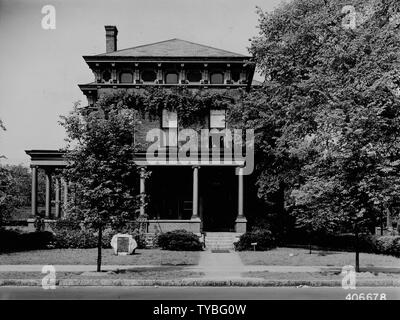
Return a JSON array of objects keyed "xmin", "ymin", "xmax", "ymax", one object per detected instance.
[{"xmin": 83, "ymin": 55, "xmax": 251, "ymax": 62}]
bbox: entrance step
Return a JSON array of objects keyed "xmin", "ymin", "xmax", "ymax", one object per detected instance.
[{"xmin": 204, "ymin": 232, "xmax": 242, "ymax": 250}]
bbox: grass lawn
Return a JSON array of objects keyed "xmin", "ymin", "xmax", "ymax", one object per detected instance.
[
  {"xmin": 242, "ymin": 271, "xmax": 400, "ymax": 281},
  {"xmin": 0, "ymin": 267, "xmax": 204, "ymax": 280},
  {"xmin": 0, "ymin": 249, "xmax": 200, "ymax": 266},
  {"xmin": 239, "ymin": 247, "xmax": 400, "ymax": 267}
]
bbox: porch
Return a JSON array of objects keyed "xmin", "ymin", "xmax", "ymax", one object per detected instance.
[{"xmin": 25, "ymin": 150, "xmax": 247, "ymax": 234}]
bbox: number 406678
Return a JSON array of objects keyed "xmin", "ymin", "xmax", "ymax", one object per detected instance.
[{"xmin": 346, "ymin": 293, "xmax": 387, "ymax": 300}]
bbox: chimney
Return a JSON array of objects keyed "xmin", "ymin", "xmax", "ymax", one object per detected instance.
[{"xmin": 105, "ymin": 25, "xmax": 118, "ymax": 53}]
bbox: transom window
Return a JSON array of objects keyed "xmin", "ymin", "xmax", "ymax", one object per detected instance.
[
  {"xmin": 141, "ymin": 70, "xmax": 157, "ymax": 82},
  {"xmin": 210, "ymin": 72, "xmax": 224, "ymax": 84},
  {"xmin": 165, "ymin": 73, "xmax": 179, "ymax": 84}
]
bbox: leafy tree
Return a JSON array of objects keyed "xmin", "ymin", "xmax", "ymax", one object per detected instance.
[
  {"xmin": 237, "ymin": 0, "xmax": 400, "ymax": 270},
  {"xmin": 0, "ymin": 120, "xmax": 22, "ymax": 226},
  {"xmin": 60, "ymin": 101, "xmax": 142, "ymax": 271}
]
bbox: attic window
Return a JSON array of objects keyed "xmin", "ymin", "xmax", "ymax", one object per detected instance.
[
  {"xmin": 120, "ymin": 71, "xmax": 133, "ymax": 83},
  {"xmin": 141, "ymin": 70, "xmax": 156, "ymax": 82},
  {"xmin": 102, "ymin": 70, "xmax": 111, "ymax": 82},
  {"xmin": 210, "ymin": 72, "xmax": 224, "ymax": 84},
  {"xmin": 165, "ymin": 73, "xmax": 179, "ymax": 84},
  {"xmin": 187, "ymin": 71, "xmax": 202, "ymax": 82},
  {"xmin": 231, "ymin": 71, "xmax": 240, "ymax": 82}
]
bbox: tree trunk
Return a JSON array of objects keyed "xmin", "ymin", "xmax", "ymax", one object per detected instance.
[
  {"xmin": 355, "ymin": 228, "xmax": 360, "ymax": 273},
  {"xmin": 97, "ymin": 226, "xmax": 102, "ymax": 272}
]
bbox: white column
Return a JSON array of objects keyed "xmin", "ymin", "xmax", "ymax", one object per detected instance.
[
  {"xmin": 31, "ymin": 166, "xmax": 38, "ymax": 217},
  {"xmin": 62, "ymin": 178, "xmax": 68, "ymax": 214},
  {"xmin": 191, "ymin": 166, "xmax": 200, "ymax": 220},
  {"xmin": 55, "ymin": 178, "xmax": 61, "ymax": 218},
  {"xmin": 140, "ymin": 167, "xmax": 146, "ymax": 216},
  {"xmin": 238, "ymin": 167, "xmax": 244, "ymax": 218},
  {"xmin": 235, "ymin": 167, "xmax": 247, "ymax": 233},
  {"xmin": 45, "ymin": 170, "xmax": 52, "ymax": 218}
]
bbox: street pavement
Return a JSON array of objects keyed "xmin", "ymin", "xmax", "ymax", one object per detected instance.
[{"xmin": 0, "ymin": 286, "xmax": 399, "ymax": 300}]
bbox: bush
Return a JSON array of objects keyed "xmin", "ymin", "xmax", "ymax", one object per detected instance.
[
  {"xmin": 282, "ymin": 230, "xmax": 400, "ymax": 257},
  {"xmin": 51, "ymin": 219, "xmax": 147, "ymax": 249},
  {"xmin": 374, "ymin": 236, "xmax": 400, "ymax": 257},
  {"xmin": 234, "ymin": 230, "xmax": 277, "ymax": 251},
  {"xmin": 52, "ymin": 227, "xmax": 114, "ymax": 249},
  {"xmin": 0, "ymin": 228, "xmax": 53, "ymax": 252},
  {"xmin": 157, "ymin": 229, "xmax": 202, "ymax": 251}
]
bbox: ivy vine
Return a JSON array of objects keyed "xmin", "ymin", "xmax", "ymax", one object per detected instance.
[{"xmin": 94, "ymin": 87, "xmax": 246, "ymax": 127}]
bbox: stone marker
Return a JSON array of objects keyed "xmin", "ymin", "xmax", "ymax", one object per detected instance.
[{"xmin": 110, "ymin": 233, "xmax": 137, "ymax": 255}]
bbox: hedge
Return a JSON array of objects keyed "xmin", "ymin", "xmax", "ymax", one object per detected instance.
[
  {"xmin": 0, "ymin": 223, "xmax": 148, "ymax": 252},
  {"xmin": 157, "ymin": 229, "xmax": 203, "ymax": 251},
  {"xmin": 48, "ymin": 218, "xmax": 147, "ymax": 249},
  {"xmin": 282, "ymin": 231, "xmax": 400, "ymax": 257},
  {"xmin": 0, "ymin": 229, "xmax": 54, "ymax": 252},
  {"xmin": 234, "ymin": 230, "xmax": 277, "ymax": 251}
]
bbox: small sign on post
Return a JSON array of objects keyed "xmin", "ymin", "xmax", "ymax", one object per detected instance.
[
  {"xmin": 251, "ymin": 242, "xmax": 257, "ymax": 251},
  {"xmin": 111, "ymin": 233, "xmax": 137, "ymax": 256}
]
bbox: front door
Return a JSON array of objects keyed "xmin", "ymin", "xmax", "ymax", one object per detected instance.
[{"xmin": 201, "ymin": 167, "xmax": 236, "ymax": 232}]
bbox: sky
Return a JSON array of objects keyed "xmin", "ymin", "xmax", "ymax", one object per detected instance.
[{"xmin": 0, "ymin": 0, "xmax": 283, "ymax": 166}]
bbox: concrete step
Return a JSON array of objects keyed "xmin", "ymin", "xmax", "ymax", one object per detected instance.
[{"xmin": 204, "ymin": 232, "xmax": 242, "ymax": 250}]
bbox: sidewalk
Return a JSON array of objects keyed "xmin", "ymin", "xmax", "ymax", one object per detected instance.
[
  {"xmin": 0, "ymin": 264, "xmax": 400, "ymax": 274},
  {"xmin": 1, "ymin": 250, "xmax": 400, "ymax": 287}
]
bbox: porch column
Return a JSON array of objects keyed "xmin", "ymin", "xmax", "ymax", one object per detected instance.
[
  {"xmin": 140, "ymin": 167, "xmax": 146, "ymax": 216},
  {"xmin": 62, "ymin": 178, "xmax": 68, "ymax": 215},
  {"xmin": 45, "ymin": 170, "xmax": 52, "ymax": 219},
  {"xmin": 55, "ymin": 178, "xmax": 61, "ymax": 218},
  {"xmin": 235, "ymin": 167, "xmax": 247, "ymax": 233},
  {"xmin": 31, "ymin": 166, "xmax": 38, "ymax": 217},
  {"xmin": 238, "ymin": 167, "xmax": 244, "ymax": 218},
  {"xmin": 191, "ymin": 166, "xmax": 200, "ymax": 220}
]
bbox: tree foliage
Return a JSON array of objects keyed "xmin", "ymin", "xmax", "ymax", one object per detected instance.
[
  {"xmin": 60, "ymin": 100, "xmax": 143, "ymax": 270},
  {"xmin": 237, "ymin": 0, "xmax": 400, "ymax": 239}
]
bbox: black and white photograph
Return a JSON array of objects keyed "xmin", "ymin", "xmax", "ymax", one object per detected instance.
[{"xmin": 0, "ymin": 0, "xmax": 400, "ymax": 310}]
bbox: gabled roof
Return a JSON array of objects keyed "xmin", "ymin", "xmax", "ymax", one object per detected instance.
[{"xmin": 95, "ymin": 38, "xmax": 248, "ymax": 58}]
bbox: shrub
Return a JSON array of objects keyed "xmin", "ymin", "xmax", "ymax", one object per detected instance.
[
  {"xmin": 234, "ymin": 230, "xmax": 276, "ymax": 251},
  {"xmin": 374, "ymin": 236, "xmax": 393, "ymax": 253},
  {"xmin": 374, "ymin": 236, "xmax": 400, "ymax": 257},
  {"xmin": 157, "ymin": 229, "xmax": 202, "ymax": 251},
  {"xmin": 51, "ymin": 219, "xmax": 146, "ymax": 249},
  {"xmin": 390, "ymin": 237, "xmax": 400, "ymax": 257},
  {"xmin": 52, "ymin": 227, "xmax": 114, "ymax": 249},
  {"xmin": 0, "ymin": 228, "xmax": 53, "ymax": 252}
]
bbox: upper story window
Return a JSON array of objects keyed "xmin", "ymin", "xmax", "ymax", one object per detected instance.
[
  {"xmin": 162, "ymin": 109, "xmax": 178, "ymax": 128},
  {"xmin": 187, "ymin": 71, "xmax": 202, "ymax": 82},
  {"xmin": 210, "ymin": 109, "xmax": 226, "ymax": 128},
  {"xmin": 102, "ymin": 70, "xmax": 111, "ymax": 82},
  {"xmin": 210, "ymin": 72, "xmax": 224, "ymax": 84},
  {"xmin": 161, "ymin": 109, "xmax": 178, "ymax": 147},
  {"xmin": 165, "ymin": 73, "xmax": 179, "ymax": 84},
  {"xmin": 120, "ymin": 71, "xmax": 133, "ymax": 83},
  {"xmin": 141, "ymin": 70, "xmax": 157, "ymax": 82}
]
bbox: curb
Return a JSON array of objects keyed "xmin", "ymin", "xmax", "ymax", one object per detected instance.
[{"xmin": 1, "ymin": 278, "xmax": 400, "ymax": 287}]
